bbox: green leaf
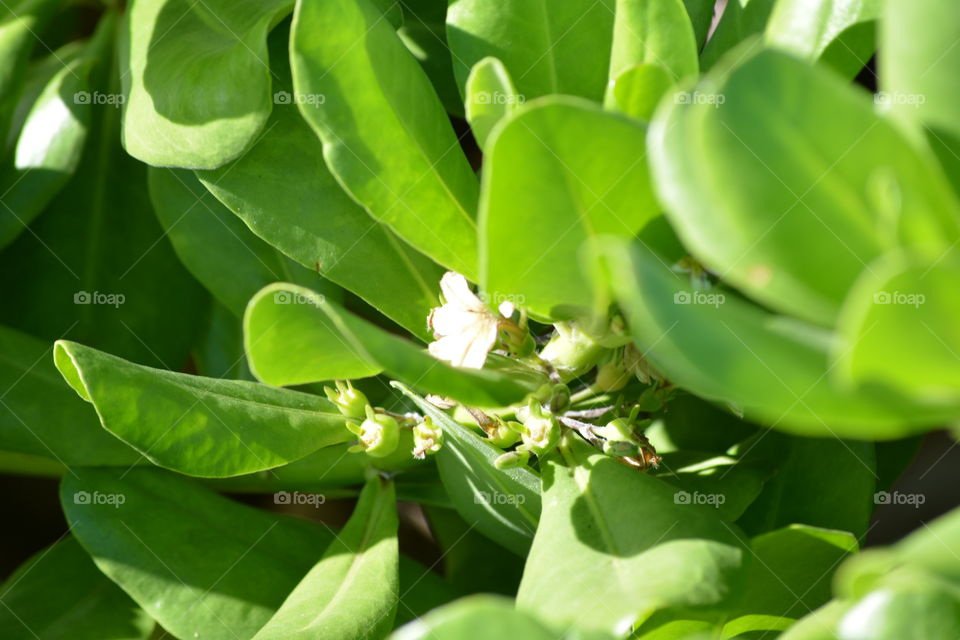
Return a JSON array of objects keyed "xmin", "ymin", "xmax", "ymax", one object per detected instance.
[
  {"xmin": 680, "ymin": 0, "xmax": 717, "ymax": 48},
  {"xmin": 654, "ymin": 452, "xmax": 768, "ymax": 522},
  {"xmin": 880, "ymin": 0, "xmax": 960, "ymax": 142},
  {"xmin": 447, "ymin": 0, "xmax": 616, "ymax": 103},
  {"xmin": 607, "ymin": 0, "xmax": 698, "ymax": 94},
  {"xmin": 699, "ymin": 0, "xmax": 776, "ymax": 71},
  {"xmin": 245, "ymin": 283, "xmax": 540, "ymax": 407},
  {"xmin": 150, "ymin": 167, "xmax": 329, "ymax": 317},
  {"xmin": 481, "ymin": 97, "xmax": 657, "ymax": 320},
  {"xmin": 516, "ymin": 435, "xmax": 747, "ymax": 634},
  {"xmin": 194, "ymin": 301, "xmax": 255, "ymax": 380},
  {"xmin": 291, "ymin": 0, "xmax": 480, "ymax": 277},
  {"xmin": 0, "ymin": 536, "xmax": 153, "ymax": 639},
  {"xmin": 737, "ymin": 525, "xmax": 858, "ymax": 620},
  {"xmin": 780, "ymin": 601, "xmax": 852, "ymax": 640},
  {"xmin": 836, "ymin": 574, "xmax": 960, "ymax": 640},
  {"xmin": 0, "ymin": 47, "xmax": 209, "ymax": 370},
  {"xmin": 396, "ymin": 0, "xmax": 463, "ymax": 116},
  {"xmin": 0, "ymin": 13, "xmax": 114, "ymax": 249},
  {"xmin": 391, "ymin": 594, "xmax": 613, "ymax": 640},
  {"xmin": 54, "ymin": 339, "xmax": 352, "ymax": 477},
  {"xmin": 735, "ymin": 432, "xmax": 877, "ymax": 539},
  {"xmin": 600, "ymin": 238, "xmax": 960, "ymax": 437},
  {"xmin": 120, "ymin": 0, "xmax": 293, "ymax": 168},
  {"xmin": 611, "ymin": 64, "xmax": 674, "ymax": 121},
  {"xmin": 199, "ymin": 25, "xmax": 442, "ymax": 339},
  {"xmin": 765, "ymin": 0, "xmax": 880, "ymax": 64},
  {"xmin": 464, "ymin": 57, "xmax": 521, "ymax": 150},
  {"xmin": 836, "ymin": 251, "xmax": 960, "ymax": 405},
  {"xmin": 649, "ymin": 48, "xmax": 960, "ymax": 326},
  {"xmin": 61, "ymin": 466, "xmax": 336, "ymax": 640},
  {"xmin": 253, "ymin": 476, "xmax": 399, "ymax": 639},
  {"xmin": 0, "ymin": 0, "xmax": 64, "ymax": 143},
  {"xmin": 396, "ymin": 383, "xmax": 542, "ymax": 556},
  {"xmin": 0, "ymin": 325, "xmax": 138, "ymax": 465}
]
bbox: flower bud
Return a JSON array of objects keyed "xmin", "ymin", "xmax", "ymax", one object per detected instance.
[
  {"xmin": 592, "ymin": 360, "xmax": 631, "ymax": 392},
  {"xmin": 348, "ymin": 406, "xmax": 400, "ymax": 458},
  {"xmin": 486, "ymin": 418, "xmax": 522, "ymax": 448},
  {"xmin": 494, "ymin": 449, "xmax": 531, "ymax": 469},
  {"xmin": 594, "ymin": 417, "xmax": 634, "ymax": 442},
  {"xmin": 323, "ymin": 380, "xmax": 370, "ymax": 420},
  {"xmin": 539, "ymin": 322, "xmax": 604, "ymax": 381},
  {"xmin": 519, "ymin": 401, "xmax": 560, "ymax": 456},
  {"xmin": 412, "ymin": 417, "xmax": 443, "ymax": 459}
]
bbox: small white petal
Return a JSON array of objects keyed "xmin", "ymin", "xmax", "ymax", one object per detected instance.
[
  {"xmin": 439, "ymin": 272, "xmax": 486, "ymax": 313},
  {"xmin": 498, "ymin": 300, "xmax": 515, "ymax": 318}
]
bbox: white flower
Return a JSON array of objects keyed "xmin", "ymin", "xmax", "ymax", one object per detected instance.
[{"xmin": 427, "ymin": 272, "xmax": 499, "ymax": 369}]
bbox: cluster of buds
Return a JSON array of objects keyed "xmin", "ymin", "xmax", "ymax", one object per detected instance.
[
  {"xmin": 325, "ymin": 381, "xmax": 443, "ymax": 460},
  {"xmin": 494, "ymin": 399, "xmax": 561, "ymax": 469}
]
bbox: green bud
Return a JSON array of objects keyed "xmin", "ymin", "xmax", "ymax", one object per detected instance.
[
  {"xmin": 412, "ymin": 416, "xmax": 443, "ymax": 459},
  {"xmin": 593, "ymin": 360, "xmax": 631, "ymax": 393},
  {"xmin": 323, "ymin": 380, "xmax": 370, "ymax": 420},
  {"xmin": 594, "ymin": 417, "xmax": 634, "ymax": 442},
  {"xmin": 549, "ymin": 384, "xmax": 571, "ymax": 413},
  {"xmin": 539, "ymin": 322, "xmax": 604, "ymax": 381},
  {"xmin": 603, "ymin": 440, "xmax": 641, "ymax": 458},
  {"xmin": 519, "ymin": 401, "xmax": 560, "ymax": 456},
  {"xmin": 350, "ymin": 405, "xmax": 399, "ymax": 458},
  {"xmin": 494, "ymin": 449, "xmax": 531, "ymax": 469},
  {"xmin": 486, "ymin": 418, "xmax": 522, "ymax": 448}
]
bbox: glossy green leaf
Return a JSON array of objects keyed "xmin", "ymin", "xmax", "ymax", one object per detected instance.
[
  {"xmin": 465, "ymin": 57, "xmax": 521, "ymax": 150},
  {"xmin": 481, "ymin": 97, "xmax": 657, "ymax": 320},
  {"xmin": 611, "ymin": 64, "xmax": 674, "ymax": 121},
  {"xmin": 738, "ymin": 525, "xmax": 858, "ymax": 620},
  {"xmin": 391, "ymin": 594, "xmax": 613, "ymax": 640},
  {"xmin": 699, "ymin": 0, "xmax": 776, "ymax": 71},
  {"xmin": 680, "ymin": 0, "xmax": 716, "ymax": 48},
  {"xmin": 607, "ymin": 0, "xmax": 698, "ymax": 92},
  {"xmin": 246, "ymin": 283, "xmax": 540, "ymax": 407},
  {"xmin": 397, "ymin": 383, "xmax": 542, "ymax": 556},
  {"xmin": 837, "ymin": 251, "xmax": 960, "ymax": 405},
  {"xmin": 291, "ymin": 0, "xmax": 480, "ymax": 277},
  {"xmin": 765, "ymin": 0, "xmax": 880, "ymax": 64},
  {"xmin": 600, "ymin": 239, "xmax": 955, "ymax": 438},
  {"xmin": 120, "ymin": 0, "xmax": 293, "ymax": 168},
  {"xmin": 61, "ymin": 466, "xmax": 336, "ymax": 640},
  {"xmin": 649, "ymin": 49, "xmax": 960, "ymax": 326},
  {"xmin": 881, "ymin": 0, "xmax": 960, "ymax": 141},
  {"xmin": 0, "ymin": 536, "xmax": 153, "ymax": 639},
  {"xmin": 447, "ymin": 0, "xmax": 616, "ymax": 103},
  {"xmin": 0, "ymin": 52, "xmax": 209, "ymax": 370},
  {"xmin": 516, "ymin": 435, "xmax": 746, "ymax": 634},
  {"xmin": 253, "ymin": 476, "xmax": 399, "ymax": 639},
  {"xmin": 0, "ymin": 0, "xmax": 64, "ymax": 143},
  {"xmin": 54, "ymin": 339, "xmax": 352, "ymax": 477},
  {"xmin": 0, "ymin": 325, "xmax": 138, "ymax": 465},
  {"xmin": 0, "ymin": 14, "xmax": 114, "ymax": 249},
  {"xmin": 199, "ymin": 25, "xmax": 442, "ymax": 339},
  {"xmin": 654, "ymin": 452, "xmax": 768, "ymax": 522},
  {"xmin": 397, "ymin": 0, "xmax": 463, "ymax": 116},
  {"xmin": 780, "ymin": 601, "xmax": 852, "ymax": 640},
  {"xmin": 150, "ymin": 167, "xmax": 328, "ymax": 317},
  {"xmin": 836, "ymin": 575, "xmax": 960, "ymax": 640}
]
